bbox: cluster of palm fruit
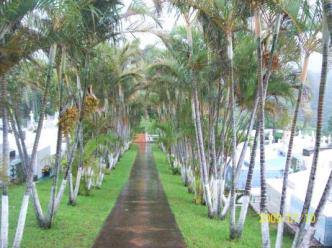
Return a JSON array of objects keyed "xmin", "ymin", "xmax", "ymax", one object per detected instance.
[
  {"xmin": 84, "ymin": 95, "xmax": 99, "ymax": 115},
  {"xmin": 263, "ymin": 50, "xmax": 280, "ymax": 71},
  {"xmin": 59, "ymin": 107, "xmax": 79, "ymax": 135}
]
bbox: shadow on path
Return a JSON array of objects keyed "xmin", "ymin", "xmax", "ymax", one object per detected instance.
[{"xmin": 92, "ymin": 143, "xmax": 186, "ymax": 248}]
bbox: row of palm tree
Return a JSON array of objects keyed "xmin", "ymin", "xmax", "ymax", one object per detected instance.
[
  {"xmin": 145, "ymin": 0, "xmax": 332, "ymax": 247},
  {"xmin": 0, "ymin": 1, "xmax": 151, "ymax": 247}
]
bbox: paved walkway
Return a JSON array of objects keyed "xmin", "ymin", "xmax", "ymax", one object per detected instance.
[{"xmin": 92, "ymin": 144, "xmax": 186, "ymax": 248}]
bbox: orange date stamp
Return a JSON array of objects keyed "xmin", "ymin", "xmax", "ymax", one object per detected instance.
[{"xmin": 259, "ymin": 213, "xmax": 316, "ymax": 224}]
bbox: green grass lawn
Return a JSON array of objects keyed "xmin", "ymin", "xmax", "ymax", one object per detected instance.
[
  {"xmin": 152, "ymin": 146, "xmax": 293, "ymax": 248},
  {"xmin": 6, "ymin": 145, "xmax": 137, "ymax": 248}
]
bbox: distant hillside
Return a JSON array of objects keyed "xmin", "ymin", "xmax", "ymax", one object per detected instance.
[{"xmin": 305, "ymin": 70, "xmax": 332, "ymax": 129}]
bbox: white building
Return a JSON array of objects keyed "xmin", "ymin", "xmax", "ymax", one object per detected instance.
[{"xmin": 0, "ymin": 115, "xmax": 64, "ymax": 181}]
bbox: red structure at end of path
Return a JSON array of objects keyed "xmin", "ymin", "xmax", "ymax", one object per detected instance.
[{"xmin": 133, "ymin": 133, "xmax": 146, "ymax": 143}]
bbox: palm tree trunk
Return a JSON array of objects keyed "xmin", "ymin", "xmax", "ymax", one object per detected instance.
[
  {"xmin": 217, "ymin": 88, "xmax": 229, "ymax": 217},
  {"xmin": 7, "ymin": 108, "xmax": 27, "ymax": 174},
  {"xmin": 195, "ymin": 89, "xmax": 213, "ymax": 210},
  {"xmin": 191, "ymin": 94, "xmax": 212, "ymax": 211},
  {"xmin": 12, "ymin": 190, "xmax": 30, "ymax": 248},
  {"xmin": 276, "ymin": 52, "xmax": 310, "ymax": 248},
  {"xmin": 227, "ymin": 32, "xmax": 238, "ymax": 239},
  {"xmin": 255, "ymin": 10, "xmax": 271, "ymax": 248},
  {"xmin": 184, "ymin": 13, "xmax": 213, "ymax": 214},
  {"xmin": 207, "ymin": 80, "xmax": 217, "ymax": 179},
  {"xmin": 27, "ymin": 44, "xmax": 57, "ymax": 227},
  {"xmin": 208, "ymin": 100, "xmax": 219, "ymax": 216},
  {"xmin": 28, "ymin": 44, "xmax": 57, "ymax": 183},
  {"xmin": 220, "ymin": 191, "xmax": 231, "ymax": 219},
  {"xmin": 69, "ymin": 125, "xmax": 83, "ymax": 205},
  {"xmin": 47, "ymin": 47, "xmax": 66, "ymax": 226},
  {"xmin": 292, "ymin": 7, "xmax": 330, "ymax": 247},
  {"xmin": 299, "ymin": 169, "xmax": 332, "ymax": 248},
  {"xmin": 236, "ymin": 126, "xmax": 259, "ymax": 238},
  {"xmin": 12, "ymin": 110, "xmax": 29, "ymax": 169},
  {"xmin": 325, "ymin": 0, "xmax": 332, "ymax": 42},
  {"xmin": 4, "ymin": 110, "xmax": 32, "ymax": 248},
  {"xmin": 69, "ymin": 65, "xmax": 88, "ymax": 205},
  {"xmin": 234, "ymin": 98, "xmax": 258, "ymax": 185},
  {"xmin": 1, "ymin": 76, "xmax": 9, "ymax": 248},
  {"xmin": 66, "ymin": 128, "xmax": 79, "ymax": 204}
]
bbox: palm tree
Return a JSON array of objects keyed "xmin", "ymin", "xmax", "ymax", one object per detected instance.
[
  {"xmin": 292, "ymin": 1, "xmax": 331, "ymax": 247},
  {"xmin": 254, "ymin": 8, "xmax": 272, "ymax": 247},
  {"xmin": 0, "ymin": 0, "xmax": 58, "ymax": 77},
  {"xmin": 0, "ymin": 2, "xmax": 143, "ymax": 246},
  {"xmin": 276, "ymin": 1, "xmax": 321, "ymax": 246},
  {"xmin": 48, "ymin": 46, "xmax": 66, "ymax": 224},
  {"xmin": 153, "ymin": 0, "xmax": 295, "ymax": 234},
  {"xmin": 146, "ymin": 49, "xmax": 205, "ymax": 200},
  {"xmin": 0, "ymin": 0, "xmax": 49, "ymax": 40},
  {"xmin": 184, "ymin": 11, "xmax": 215, "ymax": 216},
  {"xmin": 1, "ymin": 75, "xmax": 9, "ymax": 248},
  {"xmin": 168, "ymin": 0, "xmax": 243, "ymax": 221},
  {"xmin": 5, "ymin": 0, "xmax": 122, "ymax": 227},
  {"xmin": 1, "ymin": 3, "xmax": 54, "ymax": 240},
  {"xmin": 154, "ymin": 17, "xmax": 217, "ymax": 212}
]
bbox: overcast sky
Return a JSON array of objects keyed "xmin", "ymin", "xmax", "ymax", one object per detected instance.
[
  {"xmin": 120, "ymin": 0, "xmax": 323, "ymax": 72},
  {"xmin": 122, "ymin": 0, "xmax": 182, "ymax": 48}
]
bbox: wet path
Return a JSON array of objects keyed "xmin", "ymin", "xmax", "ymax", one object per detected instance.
[{"xmin": 92, "ymin": 144, "xmax": 186, "ymax": 248}]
